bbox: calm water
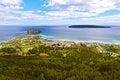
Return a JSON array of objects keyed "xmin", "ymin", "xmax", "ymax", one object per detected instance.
[{"xmin": 0, "ymin": 25, "xmax": 120, "ymax": 44}]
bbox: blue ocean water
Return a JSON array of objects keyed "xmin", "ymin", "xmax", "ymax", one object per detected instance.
[{"xmin": 0, "ymin": 25, "xmax": 120, "ymax": 43}]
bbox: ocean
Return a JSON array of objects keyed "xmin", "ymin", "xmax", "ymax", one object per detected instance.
[{"xmin": 0, "ymin": 25, "xmax": 120, "ymax": 44}]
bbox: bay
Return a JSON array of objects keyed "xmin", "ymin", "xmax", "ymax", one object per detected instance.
[{"xmin": 0, "ymin": 25, "xmax": 120, "ymax": 44}]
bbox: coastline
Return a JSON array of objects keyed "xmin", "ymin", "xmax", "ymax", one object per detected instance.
[
  {"xmin": 0, "ymin": 34, "xmax": 120, "ymax": 46},
  {"xmin": 0, "ymin": 35, "xmax": 25, "ymax": 43},
  {"xmin": 37, "ymin": 34, "xmax": 120, "ymax": 45},
  {"xmin": 0, "ymin": 35, "xmax": 119, "ymax": 57},
  {"xmin": 0, "ymin": 26, "xmax": 120, "ymax": 45}
]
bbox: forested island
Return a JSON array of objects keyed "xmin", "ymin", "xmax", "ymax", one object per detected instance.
[
  {"xmin": 69, "ymin": 25, "xmax": 111, "ymax": 28},
  {"xmin": 0, "ymin": 35, "xmax": 120, "ymax": 80}
]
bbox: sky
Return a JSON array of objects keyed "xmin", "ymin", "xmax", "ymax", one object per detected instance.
[{"xmin": 0, "ymin": 0, "xmax": 120, "ymax": 25}]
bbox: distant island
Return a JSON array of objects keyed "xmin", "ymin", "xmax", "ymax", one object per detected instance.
[
  {"xmin": 27, "ymin": 30, "xmax": 41, "ymax": 35},
  {"xmin": 69, "ymin": 25, "xmax": 111, "ymax": 28}
]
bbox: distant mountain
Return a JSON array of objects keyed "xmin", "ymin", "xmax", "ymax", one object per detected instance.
[{"xmin": 69, "ymin": 25, "xmax": 111, "ymax": 28}]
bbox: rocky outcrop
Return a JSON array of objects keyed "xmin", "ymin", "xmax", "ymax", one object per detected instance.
[{"xmin": 27, "ymin": 30, "xmax": 41, "ymax": 35}]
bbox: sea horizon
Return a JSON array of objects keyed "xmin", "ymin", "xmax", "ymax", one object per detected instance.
[{"xmin": 0, "ymin": 25, "xmax": 120, "ymax": 44}]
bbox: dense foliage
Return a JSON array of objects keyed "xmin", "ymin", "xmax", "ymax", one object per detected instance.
[
  {"xmin": 0, "ymin": 47, "xmax": 17, "ymax": 55},
  {"xmin": 0, "ymin": 44, "xmax": 120, "ymax": 80}
]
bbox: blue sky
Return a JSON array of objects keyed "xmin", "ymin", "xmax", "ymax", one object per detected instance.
[{"xmin": 0, "ymin": 0, "xmax": 120, "ymax": 25}]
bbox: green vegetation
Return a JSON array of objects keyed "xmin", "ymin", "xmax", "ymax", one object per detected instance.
[
  {"xmin": 0, "ymin": 36, "xmax": 120, "ymax": 80},
  {"xmin": 0, "ymin": 47, "xmax": 17, "ymax": 53},
  {"xmin": 0, "ymin": 35, "xmax": 43, "ymax": 55},
  {"xmin": 101, "ymin": 44, "xmax": 120, "ymax": 54}
]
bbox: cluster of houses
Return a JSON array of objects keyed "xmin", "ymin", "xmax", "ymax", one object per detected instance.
[{"xmin": 0, "ymin": 35, "xmax": 120, "ymax": 57}]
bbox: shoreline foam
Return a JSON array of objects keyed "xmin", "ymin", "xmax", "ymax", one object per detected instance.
[
  {"xmin": 37, "ymin": 34, "xmax": 120, "ymax": 45},
  {"xmin": 0, "ymin": 34, "xmax": 120, "ymax": 45}
]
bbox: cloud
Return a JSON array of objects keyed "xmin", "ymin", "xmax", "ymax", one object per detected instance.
[
  {"xmin": 0, "ymin": 10, "xmax": 44, "ymax": 24},
  {"xmin": 37, "ymin": 10, "xmax": 42, "ymax": 13},
  {"xmin": 0, "ymin": 0, "xmax": 62, "ymax": 25},
  {"xmin": 82, "ymin": 14, "xmax": 120, "ymax": 24},
  {"xmin": 0, "ymin": 0, "xmax": 120, "ymax": 25},
  {"xmin": 0, "ymin": 0, "xmax": 23, "ymax": 9},
  {"xmin": 0, "ymin": 0, "xmax": 22, "ymax": 5},
  {"xmin": 45, "ymin": 10, "xmax": 99, "ymax": 18},
  {"xmin": 41, "ymin": 0, "xmax": 120, "ymax": 25},
  {"xmin": 88, "ymin": 0, "xmax": 116, "ymax": 14},
  {"xmin": 0, "ymin": 0, "xmax": 23, "ymax": 22},
  {"xmin": 46, "ymin": 0, "xmax": 120, "ymax": 14},
  {"xmin": 45, "ymin": 11, "xmax": 70, "ymax": 17},
  {"xmin": 0, "ymin": 0, "xmax": 44, "ymax": 25},
  {"xmin": 48, "ymin": 0, "xmax": 83, "ymax": 6},
  {"xmin": 44, "ymin": 14, "xmax": 120, "ymax": 25}
]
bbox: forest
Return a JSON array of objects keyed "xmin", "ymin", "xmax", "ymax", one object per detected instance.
[{"xmin": 0, "ymin": 44, "xmax": 120, "ymax": 80}]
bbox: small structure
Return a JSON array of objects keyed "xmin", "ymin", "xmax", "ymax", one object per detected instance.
[{"xmin": 27, "ymin": 30, "xmax": 41, "ymax": 35}]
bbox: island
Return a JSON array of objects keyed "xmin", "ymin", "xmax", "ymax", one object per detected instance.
[
  {"xmin": 69, "ymin": 25, "xmax": 111, "ymax": 28},
  {"xmin": 27, "ymin": 30, "xmax": 41, "ymax": 35}
]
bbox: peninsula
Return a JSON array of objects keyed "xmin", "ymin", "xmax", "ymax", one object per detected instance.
[{"xmin": 69, "ymin": 25, "xmax": 111, "ymax": 28}]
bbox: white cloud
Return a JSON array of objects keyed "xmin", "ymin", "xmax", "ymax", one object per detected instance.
[
  {"xmin": 0, "ymin": 0, "xmax": 44, "ymax": 25},
  {"xmin": 46, "ymin": 0, "xmax": 120, "ymax": 14},
  {"xmin": 1, "ymin": 0, "xmax": 120, "ymax": 25},
  {"xmin": 37, "ymin": 10, "xmax": 42, "ymax": 13},
  {"xmin": 45, "ymin": 11, "xmax": 70, "ymax": 17},
  {"xmin": 41, "ymin": 0, "xmax": 120, "ymax": 25},
  {"xmin": 0, "ymin": 10, "xmax": 44, "ymax": 24},
  {"xmin": 82, "ymin": 14, "xmax": 120, "ymax": 24},
  {"xmin": 88, "ymin": 0, "xmax": 116, "ymax": 14},
  {"xmin": 45, "ymin": 14, "xmax": 120, "ymax": 25},
  {"xmin": 45, "ymin": 10, "xmax": 98, "ymax": 18},
  {"xmin": 0, "ymin": 0, "xmax": 22, "ymax": 6},
  {"xmin": 5, "ymin": 5, "xmax": 24, "ymax": 9},
  {"xmin": 0, "ymin": 0, "xmax": 23, "ymax": 10},
  {"xmin": 48, "ymin": 0, "xmax": 82, "ymax": 6},
  {"xmin": 20, "ymin": 11, "xmax": 44, "ymax": 20}
]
